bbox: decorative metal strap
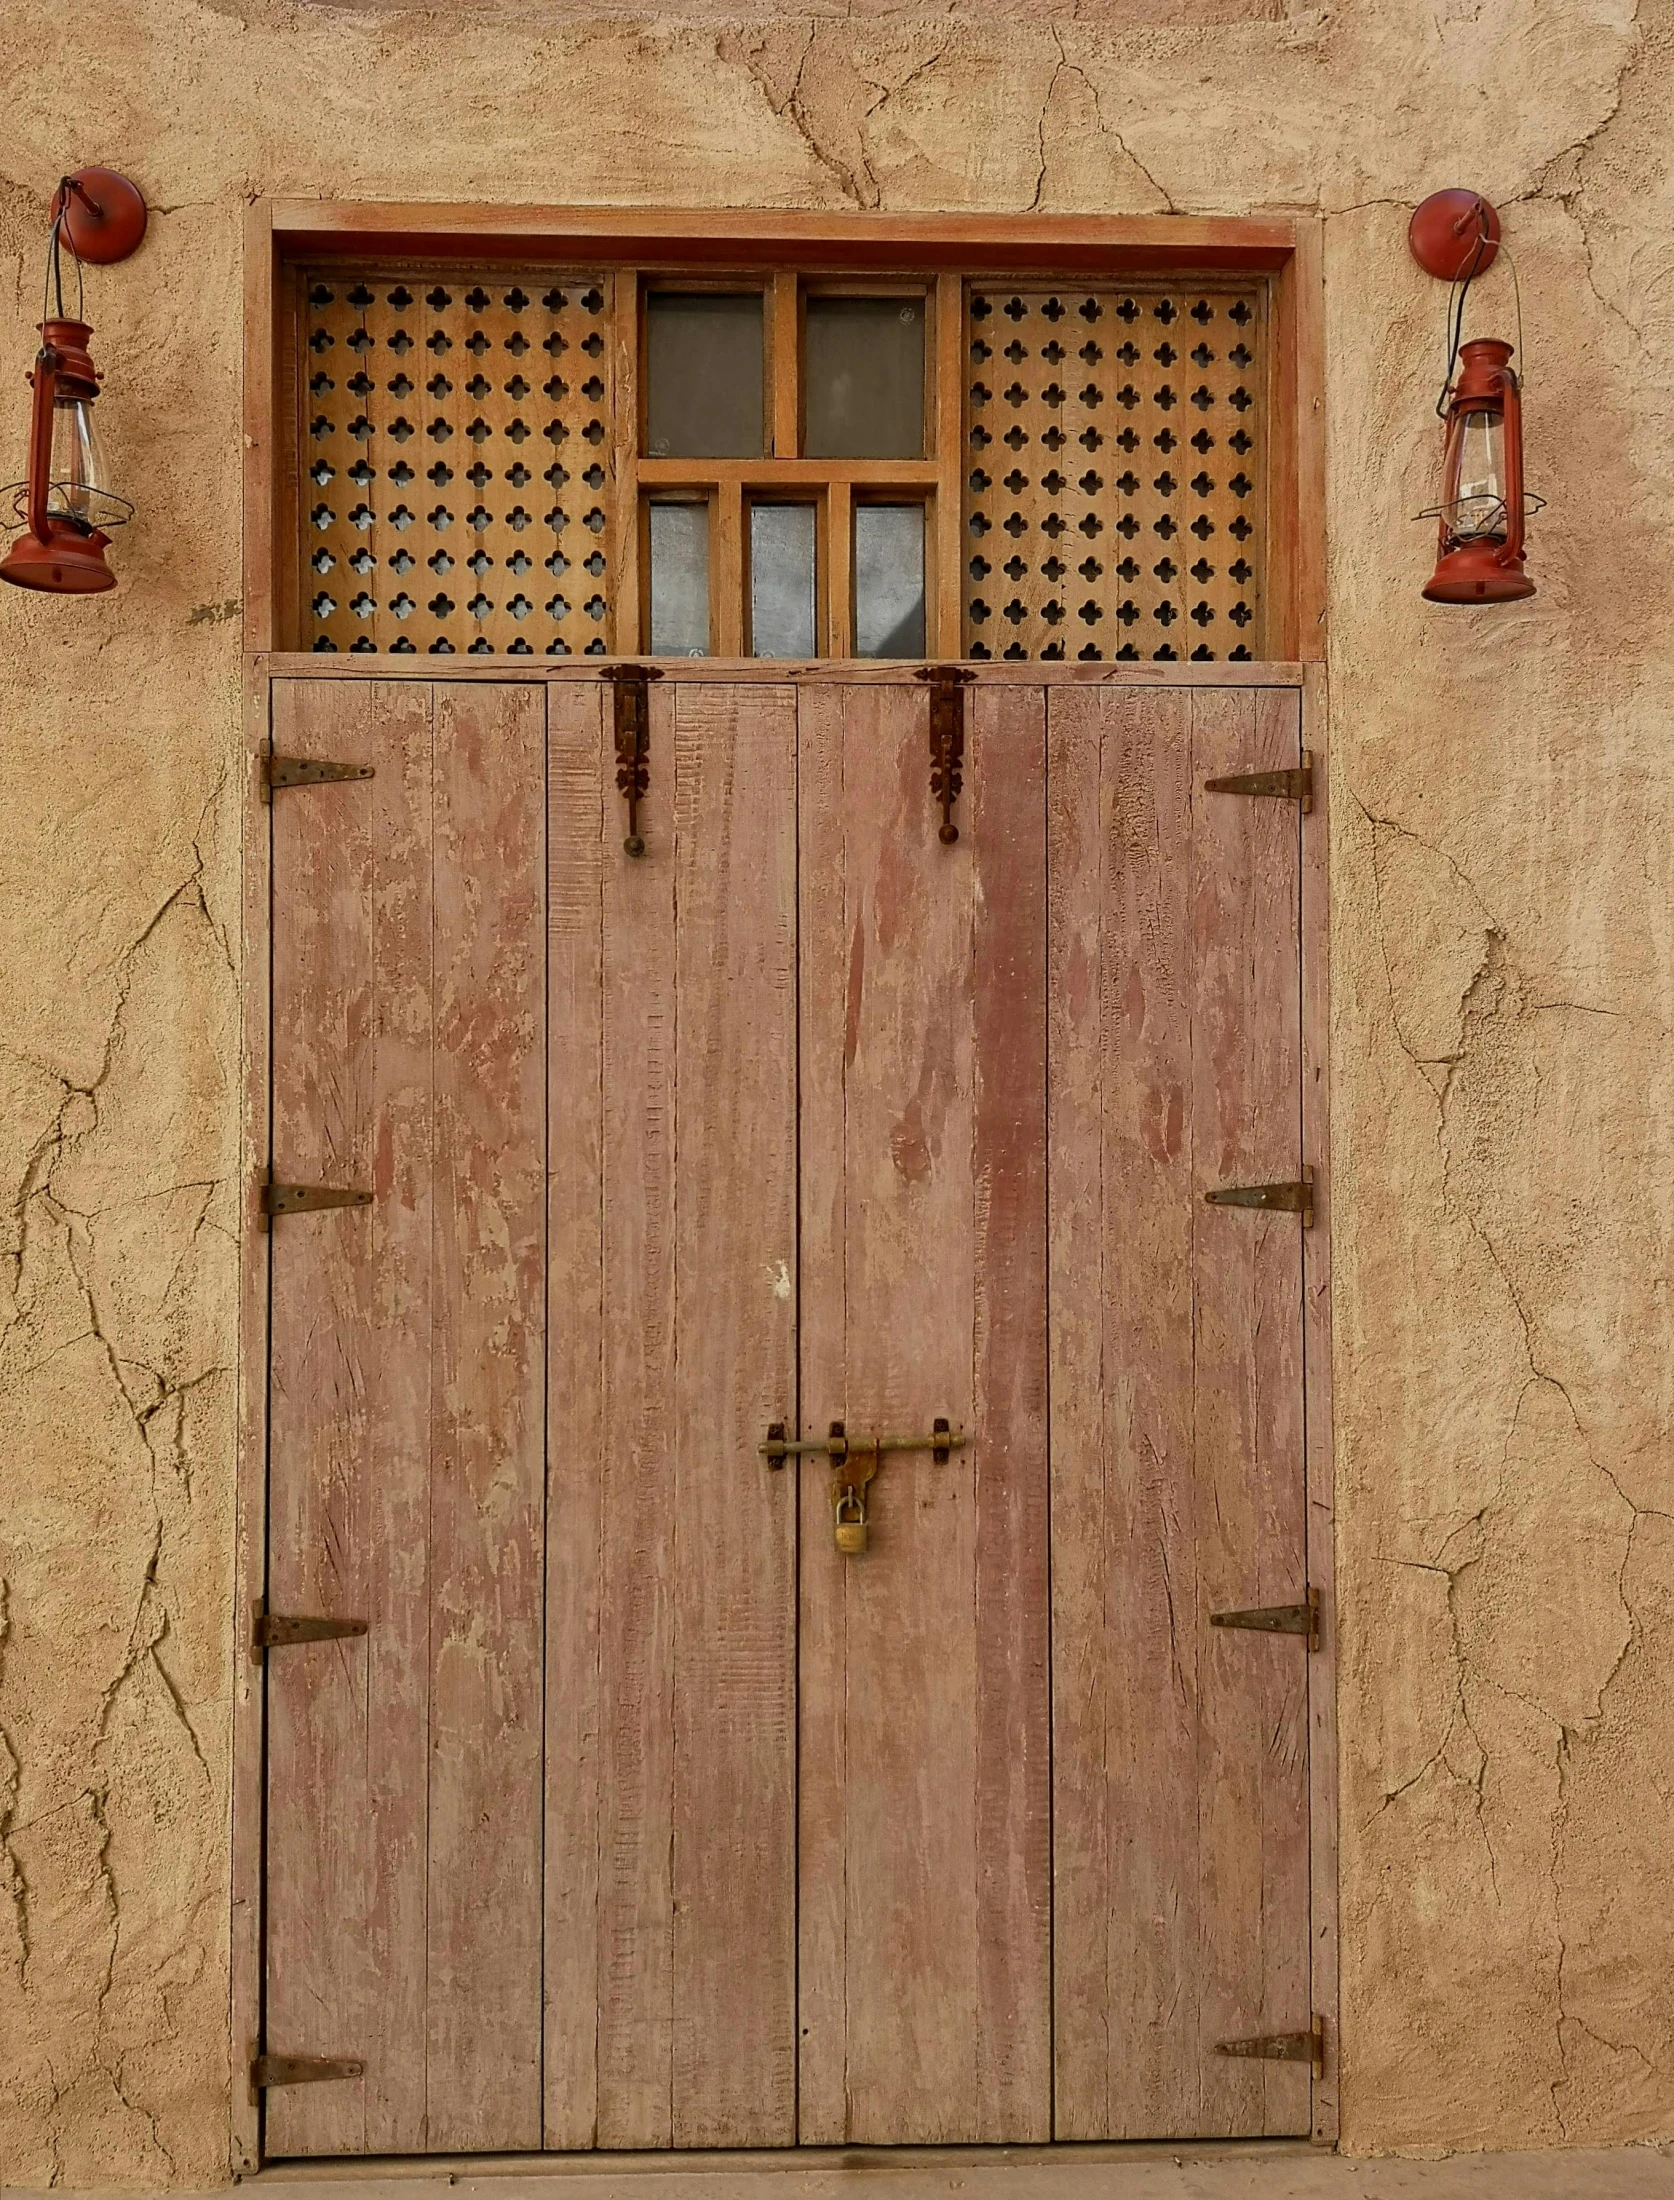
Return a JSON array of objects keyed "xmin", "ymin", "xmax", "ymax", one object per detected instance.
[
  {"xmin": 254, "ymin": 1613, "xmax": 370, "ymax": 1652},
  {"xmin": 1211, "ymin": 1588, "xmax": 1320, "ymax": 1652},
  {"xmin": 915, "ymin": 665, "xmax": 974, "ymax": 845},
  {"xmin": 251, "ymin": 2054, "xmax": 364, "ymax": 2089},
  {"xmin": 1204, "ymin": 1167, "xmax": 1315, "ymax": 1228},
  {"xmin": 1216, "ymin": 2018, "xmax": 1324, "ymax": 2075},
  {"xmin": 265, "ymin": 754, "xmax": 375, "ymax": 794},
  {"xmin": 263, "ymin": 1180, "xmax": 374, "ymax": 1222},
  {"xmin": 1204, "ymin": 753, "xmax": 1313, "ymax": 813},
  {"xmin": 601, "ymin": 664, "xmax": 663, "ymax": 857}
]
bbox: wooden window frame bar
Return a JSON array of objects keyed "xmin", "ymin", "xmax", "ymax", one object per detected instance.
[
  {"xmin": 245, "ymin": 204, "xmax": 1325, "ymax": 665},
  {"xmin": 234, "ymin": 202, "xmax": 1333, "ymax": 2172}
]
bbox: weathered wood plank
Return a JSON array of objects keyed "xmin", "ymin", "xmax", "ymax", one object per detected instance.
[
  {"xmin": 590, "ymin": 683, "xmax": 799, "ymax": 2147},
  {"xmin": 1190, "ymin": 686, "xmax": 1309, "ymax": 2138},
  {"xmin": 1300, "ymin": 665, "xmax": 1340, "ymax": 2146},
  {"xmin": 798, "ymin": 682, "xmax": 1050, "ymax": 2144},
  {"xmin": 1049, "ymin": 684, "xmax": 1310, "ymax": 2140},
  {"xmin": 792, "ymin": 680, "xmax": 850, "ymax": 2148},
  {"xmin": 596, "ymin": 683, "xmax": 680, "ymax": 2147},
  {"xmin": 1051, "ymin": 684, "xmax": 1199, "ymax": 2141},
  {"xmin": 544, "ymin": 683, "xmax": 607, "ymax": 2150},
  {"xmin": 266, "ymin": 678, "xmax": 432, "ymax": 2157},
  {"xmin": 424, "ymin": 683, "xmax": 547, "ymax": 2149},
  {"xmin": 969, "ymin": 685, "xmax": 1052, "ymax": 2141},
  {"xmin": 1042, "ymin": 679, "xmax": 1113, "ymax": 2140},
  {"xmin": 668, "ymin": 683, "xmax": 798, "ymax": 2147}
]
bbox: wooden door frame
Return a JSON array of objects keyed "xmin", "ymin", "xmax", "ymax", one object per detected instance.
[{"xmin": 235, "ymin": 201, "xmax": 1331, "ymax": 2171}]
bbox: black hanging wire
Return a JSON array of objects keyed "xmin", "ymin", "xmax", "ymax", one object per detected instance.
[
  {"xmin": 1434, "ymin": 202, "xmax": 1495, "ymax": 418},
  {"xmin": 41, "ymin": 178, "xmax": 87, "ymax": 327}
]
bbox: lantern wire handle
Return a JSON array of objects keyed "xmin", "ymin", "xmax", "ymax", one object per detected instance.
[
  {"xmin": 41, "ymin": 181, "xmax": 87, "ymax": 328},
  {"xmin": 1435, "ymin": 201, "xmax": 1509, "ymax": 417}
]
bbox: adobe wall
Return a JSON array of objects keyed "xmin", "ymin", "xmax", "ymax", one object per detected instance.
[{"xmin": 0, "ymin": 0, "xmax": 1669, "ymax": 2180}]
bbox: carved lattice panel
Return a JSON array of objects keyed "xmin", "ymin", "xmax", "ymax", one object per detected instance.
[
  {"xmin": 301, "ymin": 271, "xmax": 616, "ymax": 656},
  {"xmin": 963, "ymin": 284, "xmax": 1269, "ymax": 661}
]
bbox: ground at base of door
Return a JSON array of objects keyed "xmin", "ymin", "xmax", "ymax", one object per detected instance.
[{"xmin": 40, "ymin": 2140, "xmax": 1674, "ymax": 2200}]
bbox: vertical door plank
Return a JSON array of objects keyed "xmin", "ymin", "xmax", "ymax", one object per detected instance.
[
  {"xmin": 1051, "ymin": 684, "xmax": 1199, "ymax": 2140},
  {"xmin": 590, "ymin": 682, "xmax": 799, "ymax": 2149},
  {"xmin": 267, "ymin": 679, "xmax": 433, "ymax": 2157},
  {"xmin": 425, "ymin": 684, "xmax": 547, "ymax": 2149},
  {"xmin": 798, "ymin": 683, "xmax": 1050, "ymax": 2145},
  {"xmin": 1048, "ymin": 684, "xmax": 1310, "ymax": 2141},
  {"xmin": 1042, "ymin": 681, "xmax": 1112, "ymax": 2140},
  {"xmin": 544, "ymin": 684, "xmax": 607, "ymax": 2149},
  {"xmin": 669, "ymin": 683, "xmax": 798, "ymax": 2147},
  {"xmin": 596, "ymin": 683, "xmax": 679, "ymax": 2147},
  {"xmin": 793, "ymin": 683, "xmax": 851, "ymax": 2146},
  {"xmin": 1189, "ymin": 687, "xmax": 1309, "ymax": 2138},
  {"xmin": 969, "ymin": 687, "xmax": 1052, "ymax": 2139}
]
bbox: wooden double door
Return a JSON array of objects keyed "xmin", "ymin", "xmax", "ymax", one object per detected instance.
[{"xmin": 262, "ymin": 671, "xmax": 1319, "ymax": 2157}]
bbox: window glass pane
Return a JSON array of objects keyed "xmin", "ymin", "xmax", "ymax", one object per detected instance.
[
  {"xmin": 646, "ymin": 293, "xmax": 765, "ymax": 459},
  {"xmin": 750, "ymin": 504, "xmax": 817, "ymax": 658},
  {"xmin": 648, "ymin": 501, "xmax": 710, "ymax": 656},
  {"xmin": 854, "ymin": 504, "xmax": 926, "ymax": 658},
  {"xmin": 804, "ymin": 296, "xmax": 925, "ymax": 460}
]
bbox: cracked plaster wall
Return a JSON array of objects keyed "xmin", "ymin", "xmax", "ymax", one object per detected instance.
[{"xmin": 0, "ymin": 0, "xmax": 1670, "ymax": 2181}]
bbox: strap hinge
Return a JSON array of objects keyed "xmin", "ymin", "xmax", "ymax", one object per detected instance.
[
  {"xmin": 1204, "ymin": 1166, "xmax": 1315, "ymax": 1228},
  {"xmin": 1211, "ymin": 1586, "xmax": 1321, "ymax": 1652},
  {"xmin": 600, "ymin": 663, "xmax": 663, "ymax": 857},
  {"xmin": 264, "ymin": 753, "xmax": 375, "ymax": 800},
  {"xmin": 914, "ymin": 664, "xmax": 974, "ymax": 845},
  {"xmin": 251, "ymin": 2054, "xmax": 364, "ymax": 2089},
  {"xmin": 1215, "ymin": 2017, "xmax": 1325, "ymax": 2075},
  {"xmin": 254, "ymin": 1611, "xmax": 370, "ymax": 1653},
  {"xmin": 1204, "ymin": 752, "xmax": 1314, "ymax": 813},
  {"xmin": 262, "ymin": 1178, "xmax": 374, "ymax": 1226}
]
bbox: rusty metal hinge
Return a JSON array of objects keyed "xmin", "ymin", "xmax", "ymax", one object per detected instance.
[
  {"xmin": 261, "ymin": 1178, "xmax": 374, "ymax": 1225},
  {"xmin": 1204, "ymin": 751, "xmax": 1314, "ymax": 814},
  {"xmin": 1204, "ymin": 1166, "xmax": 1315, "ymax": 1228},
  {"xmin": 1216, "ymin": 2017, "xmax": 1325, "ymax": 2075},
  {"xmin": 600, "ymin": 663, "xmax": 664, "ymax": 857},
  {"xmin": 251, "ymin": 2054, "xmax": 365, "ymax": 2089},
  {"xmin": 254, "ymin": 1611, "xmax": 370, "ymax": 1653},
  {"xmin": 263, "ymin": 754, "xmax": 375, "ymax": 801},
  {"xmin": 1212, "ymin": 1586, "xmax": 1321, "ymax": 1652},
  {"xmin": 915, "ymin": 665, "xmax": 974, "ymax": 844}
]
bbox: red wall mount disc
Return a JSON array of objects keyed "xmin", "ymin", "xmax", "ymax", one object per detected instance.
[
  {"xmin": 50, "ymin": 168, "xmax": 148, "ymax": 264},
  {"xmin": 1408, "ymin": 189, "xmax": 1500, "ymax": 282}
]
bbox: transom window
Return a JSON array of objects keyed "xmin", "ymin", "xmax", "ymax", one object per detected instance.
[{"xmin": 294, "ymin": 264, "xmax": 1271, "ymax": 661}]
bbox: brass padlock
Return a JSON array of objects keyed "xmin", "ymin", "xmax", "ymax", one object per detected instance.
[{"xmin": 834, "ymin": 1489, "xmax": 868, "ymax": 1556}]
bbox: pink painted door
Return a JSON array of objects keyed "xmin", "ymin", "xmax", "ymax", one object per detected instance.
[
  {"xmin": 1048, "ymin": 684, "xmax": 1313, "ymax": 2140},
  {"xmin": 265, "ymin": 679, "xmax": 548, "ymax": 2156},
  {"xmin": 795, "ymin": 683, "xmax": 1053, "ymax": 2143},
  {"xmin": 263, "ymin": 671, "xmax": 1313, "ymax": 2157}
]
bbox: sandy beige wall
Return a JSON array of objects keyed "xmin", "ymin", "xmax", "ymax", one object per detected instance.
[{"xmin": 0, "ymin": 0, "xmax": 1670, "ymax": 2181}]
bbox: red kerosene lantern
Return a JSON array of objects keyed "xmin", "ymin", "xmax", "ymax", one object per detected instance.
[
  {"xmin": 1409, "ymin": 189, "xmax": 1538, "ymax": 605},
  {"xmin": 1423, "ymin": 336, "xmax": 1534, "ymax": 603},
  {"xmin": 1, "ymin": 170, "xmax": 147, "ymax": 595}
]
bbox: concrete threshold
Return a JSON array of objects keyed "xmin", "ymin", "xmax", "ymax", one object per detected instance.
[{"xmin": 228, "ymin": 2138, "xmax": 1674, "ymax": 2200}]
